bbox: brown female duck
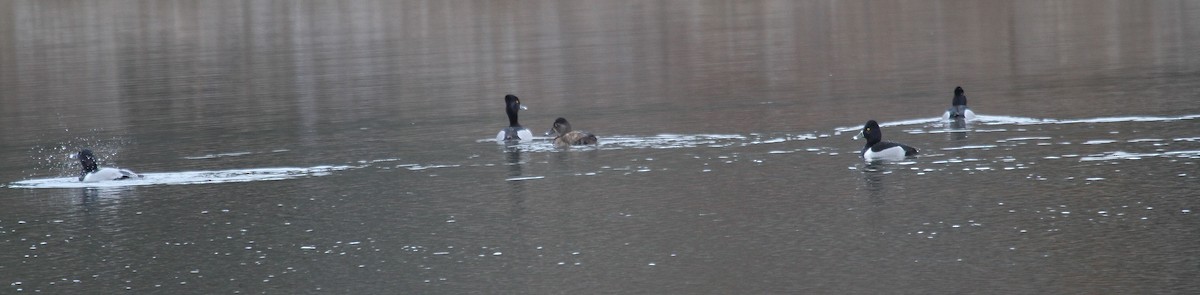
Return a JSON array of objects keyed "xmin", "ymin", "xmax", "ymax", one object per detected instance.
[{"xmin": 545, "ymin": 117, "xmax": 598, "ymax": 147}]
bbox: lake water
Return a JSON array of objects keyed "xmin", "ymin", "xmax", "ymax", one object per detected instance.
[{"xmin": 2, "ymin": 0, "xmax": 1199, "ymax": 293}]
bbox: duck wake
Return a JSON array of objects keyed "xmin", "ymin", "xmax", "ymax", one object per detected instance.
[{"xmin": 7, "ymin": 165, "xmax": 355, "ymax": 189}]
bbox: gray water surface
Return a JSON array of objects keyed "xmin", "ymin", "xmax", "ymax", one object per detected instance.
[{"xmin": 2, "ymin": 1, "xmax": 1199, "ymax": 293}]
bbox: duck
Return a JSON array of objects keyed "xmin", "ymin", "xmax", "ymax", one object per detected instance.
[
  {"xmin": 942, "ymin": 86, "xmax": 976, "ymax": 121},
  {"xmin": 78, "ymin": 149, "xmax": 141, "ymax": 182},
  {"xmin": 495, "ymin": 94, "xmax": 533, "ymax": 142},
  {"xmin": 544, "ymin": 117, "xmax": 598, "ymax": 147},
  {"xmin": 853, "ymin": 120, "xmax": 919, "ymax": 161}
]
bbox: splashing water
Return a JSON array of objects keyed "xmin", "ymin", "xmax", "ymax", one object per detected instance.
[{"xmin": 26, "ymin": 135, "xmax": 131, "ymax": 179}]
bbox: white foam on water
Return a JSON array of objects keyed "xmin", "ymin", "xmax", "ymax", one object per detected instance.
[
  {"xmin": 474, "ymin": 136, "xmax": 556, "ymax": 145},
  {"xmin": 922, "ymin": 129, "xmax": 964, "ymax": 135},
  {"xmin": 600, "ymin": 134, "xmax": 746, "ymax": 149},
  {"xmin": 795, "ymin": 134, "xmax": 819, "ymax": 141},
  {"xmin": 754, "ymin": 138, "xmax": 788, "ymax": 144},
  {"xmin": 1054, "ymin": 114, "xmax": 1200, "ymax": 124},
  {"xmin": 973, "ymin": 129, "xmax": 1009, "ymax": 133},
  {"xmin": 505, "ymin": 176, "xmax": 545, "ymax": 181},
  {"xmin": 973, "ymin": 115, "xmax": 1048, "ymax": 125},
  {"xmin": 8, "ymin": 165, "xmax": 357, "ymax": 189},
  {"xmin": 1079, "ymin": 150, "xmax": 1200, "ymax": 162},
  {"xmin": 836, "ymin": 114, "xmax": 1199, "ymax": 132},
  {"xmin": 183, "ymin": 152, "xmax": 255, "ymax": 160},
  {"xmin": 883, "ymin": 117, "xmax": 945, "ymax": 128},
  {"xmin": 483, "ymin": 134, "xmax": 748, "ymax": 153},
  {"xmin": 941, "ymin": 145, "xmax": 998, "ymax": 151},
  {"xmin": 979, "ymin": 114, "xmax": 1200, "ymax": 125},
  {"xmin": 745, "ymin": 133, "xmax": 819, "ymax": 145},
  {"xmin": 405, "ymin": 164, "xmax": 461, "ymax": 171},
  {"xmin": 1082, "ymin": 140, "xmax": 1118, "ymax": 145},
  {"xmin": 834, "ymin": 117, "xmax": 943, "ymax": 132},
  {"xmin": 1002, "ymin": 137, "xmax": 1054, "ymax": 141}
]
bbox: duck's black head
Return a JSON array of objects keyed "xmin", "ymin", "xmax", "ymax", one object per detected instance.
[
  {"xmin": 504, "ymin": 94, "xmax": 527, "ymax": 127},
  {"xmin": 546, "ymin": 117, "xmax": 572, "ymax": 137},
  {"xmin": 952, "ymin": 86, "xmax": 967, "ymax": 106},
  {"xmin": 855, "ymin": 120, "xmax": 883, "ymax": 145},
  {"xmin": 79, "ymin": 149, "xmax": 99, "ymax": 176}
]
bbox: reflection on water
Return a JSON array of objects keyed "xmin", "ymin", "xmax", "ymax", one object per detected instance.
[
  {"xmin": 946, "ymin": 119, "xmax": 969, "ymax": 141},
  {"xmin": 2, "ymin": 0, "xmax": 1200, "ymax": 294},
  {"xmin": 504, "ymin": 146, "xmax": 524, "ymax": 179}
]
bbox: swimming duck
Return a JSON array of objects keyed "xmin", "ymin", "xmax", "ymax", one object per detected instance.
[
  {"xmin": 544, "ymin": 117, "xmax": 598, "ymax": 147},
  {"xmin": 496, "ymin": 94, "xmax": 533, "ymax": 142},
  {"xmin": 942, "ymin": 86, "xmax": 976, "ymax": 121},
  {"xmin": 853, "ymin": 120, "xmax": 919, "ymax": 161},
  {"xmin": 78, "ymin": 149, "xmax": 141, "ymax": 182}
]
